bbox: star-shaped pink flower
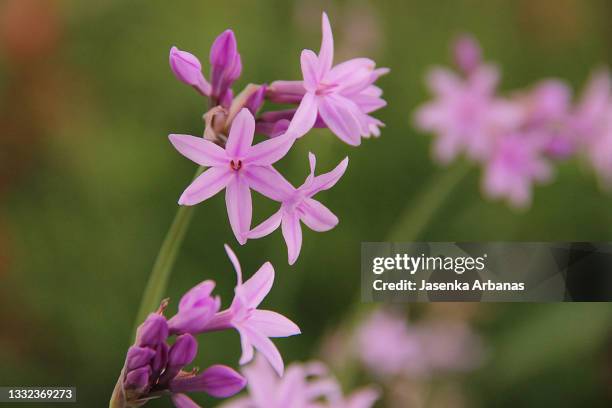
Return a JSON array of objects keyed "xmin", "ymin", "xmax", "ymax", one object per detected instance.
[
  {"xmin": 201, "ymin": 245, "xmax": 301, "ymax": 376},
  {"xmin": 169, "ymin": 108, "xmax": 295, "ymax": 244},
  {"xmin": 287, "ymin": 12, "xmax": 389, "ymax": 146},
  {"xmin": 248, "ymin": 153, "xmax": 348, "ymax": 265}
]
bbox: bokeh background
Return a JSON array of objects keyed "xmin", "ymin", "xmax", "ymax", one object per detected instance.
[{"xmin": 1, "ymin": 0, "xmax": 612, "ymax": 406}]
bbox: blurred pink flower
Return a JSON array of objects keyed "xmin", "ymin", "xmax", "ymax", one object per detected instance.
[
  {"xmin": 221, "ymin": 355, "xmax": 379, "ymax": 408},
  {"xmin": 356, "ymin": 310, "xmax": 484, "ymax": 378},
  {"xmin": 519, "ymin": 79, "xmax": 575, "ymax": 158},
  {"xmin": 169, "ymin": 108, "xmax": 295, "ymax": 244},
  {"xmin": 356, "ymin": 310, "xmax": 427, "ymax": 377},
  {"xmin": 202, "ymin": 245, "xmax": 301, "ymax": 376},
  {"xmin": 572, "ymin": 70, "xmax": 612, "ymax": 187},
  {"xmin": 483, "ymin": 132, "xmax": 553, "ymax": 208},
  {"xmin": 287, "ymin": 12, "xmax": 389, "ymax": 145},
  {"xmin": 414, "ymin": 64, "xmax": 523, "ymax": 164},
  {"xmin": 248, "ymin": 153, "xmax": 348, "ymax": 265}
]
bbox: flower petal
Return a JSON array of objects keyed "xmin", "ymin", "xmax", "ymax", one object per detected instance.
[
  {"xmin": 226, "ymin": 108, "xmax": 255, "ymax": 159},
  {"xmin": 248, "ymin": 209, "xmax": 283, "ymax": 239},
  {"xmin": 301, "ymin": 157, "xmax": 348, "ymax": 196},
  {"xmin": 241, "ymin": 325, "xmax": 285, "ymax": 376},
  {"xmin": 171, "ymin": 394, "xmax": 201, "ymax": 408},
  {"xmin": 327, "ymin": 58, "xmax": 376, "ymax": 95},
  {"xmin": 178, "ymin": 280, "xmax": 216, "ymax": 311},
  {"xmin": 249, "ymin": 309, "xmax": 301, "ymax": 338},
  {"xmin": 318, "ymin": 94, "xmax": 362, "ymax": 146},
  {"xmin": 224, "ymin": 244, "xmax": 243, "ymax": 285},
  {"xmin": 235, "ymin": 327, "xmax": 255, "ymax": 368},
  {"xmin": 242, "ymin": 355, "xmax": 278, "ymax": 407},
  {"xmin": 287, "ymin": 92, "xmax": 318, "ymax": 138},
  {"xmin": 225, "ymin": 175, "xmax": 252, "ymax": 245},
  {"xmin": 243, "ymin": 166, "xmax": 294, "ymax": 202},
  {"xmin": 241, "ymin": 261, "xmax": 274, "ymax": 308},
  {"xmin": 169, "ymin": 134, "xmax": 228, "ymax": 166},
  {"xmin": 318, "ymin": 12, "xmax": 334, "ymax": 77},
  {"xmin": 281, "ymin": 211, "xmax": 303, "ymax": 265},
  {"xmin": 244, "ymin": 133, "xmax": 295, "ymax": 166},
  {"xmin": 178, "ymin": 167, "xmax": 232, "ymax": 206},
  {"xmin": 170, "ymin": 364, "xmax": 247, "ymax": 398},
  {"xmin": 299, "ymin": 198, "xmax": 339, "ymax": 232},
  {"xmin": 301, "ymin": 50, "xmax": 321, "ymax": 92}
]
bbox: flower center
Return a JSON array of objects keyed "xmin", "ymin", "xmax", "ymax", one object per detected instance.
[
  {"xmin": 315, "ymin": 82, "xmax": 338, "ymax": 96},
  {"xmin": 230, "ymin": 160, "xmax": 243, "ymax": 171}
]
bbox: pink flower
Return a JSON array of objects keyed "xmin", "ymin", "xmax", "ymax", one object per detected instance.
[
  {"xmin": 356, "ymin": 310, "xmax": 426, "ymax": 377},
  {"xmin": 356, "ymin": 310, "xmax": 484, "ymax": 379},
  {"xmin": 202, "ymin": 245, "xmax": 301, "ymax": 376},
  {"xmin": 169, "ymin": 108, "xmax": 295, "ymax": 244},
  {"xmin": 518, "ymin": 79, "xmax": 575, "ymax": 158},
  {"xmin": 572, "ymin": 70, "xmax": 612, "ymax": 186},
  {"xmin": 482, "ymin": 132, "xmax": 553, "ymax": 208},
  {"xmin": 287, "ymin": 12, "xmax": 388, "ymax": 145},
  {"xmin": 221, "ymin": 356, "xmax": 379, "ymax": 408},
  {"xmin": 248, "ymin": 153, "xmax": 348, "ymax": 265},
  {"xmin": 414, "ymin": 64, "xmax": 522, "ymax": 164}
]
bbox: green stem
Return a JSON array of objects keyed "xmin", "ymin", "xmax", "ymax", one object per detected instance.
[
  {"xmin": 387, "ymin": 161, "xmax": 472, "ymax": 242},
  {"xmin": 334, "ymin": 161, "xmax": 472, "ymax": 388},
  {"xmin": 132, "ymin": 166, "xmax": 203, "ymax": 331}
]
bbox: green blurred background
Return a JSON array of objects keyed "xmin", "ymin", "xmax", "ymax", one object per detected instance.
[{"xmin": 1, "ymin": 0, "xmax": 611, "ymax": 406}]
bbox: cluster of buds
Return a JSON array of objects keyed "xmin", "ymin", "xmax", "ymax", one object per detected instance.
[
  {"xmin": 415, "ymin": 35, "xmax": 612, "ymax": 208},
  {"xmin": 111, "ymin": 246, "xmax": 300, "ymax": 408},
  {"xmin": 167, "ymin": 12, "xmax": 387, "ymax": 264}
]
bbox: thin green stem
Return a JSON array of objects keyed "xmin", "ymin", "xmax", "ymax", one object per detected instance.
[
  {"xmin": 387, "ymin": 161, "xmax": 472, "ymax": 242},
  {"xmin": 132, "ymin": 166, "xmax": 204, "ymax": 331},
  {"xmin": 333, "ymin": 161, "xmax": 472, "ymax": 389}
]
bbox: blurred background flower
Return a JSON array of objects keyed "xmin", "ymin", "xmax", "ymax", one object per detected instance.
[{"xmin": 1, "ymin": 1, "xmax": 612, "ymax": 407}]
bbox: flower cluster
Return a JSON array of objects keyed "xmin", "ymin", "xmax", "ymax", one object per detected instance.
[
  {"xmin": 168, "ymin": 12, "xmax": 387, "ymax": 263},
  {"xmin": 221, "ymin": 355, "xmax": 379, "ymax": 408},
  {"xmin": 113, "ymin": 246, "xmax": 300, "ymax": 408},
  {"xmin": 414, "ymin": 35, "xmax": 612, "ymax": 208},
  {"xmin": 355, "ymin": 309, "xmax": 484, "ymax": 378}
]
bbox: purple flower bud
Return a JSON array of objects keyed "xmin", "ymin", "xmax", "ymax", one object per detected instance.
[
  {"xmin": 124, "ymin": 366, "xmax": 151, "ymax": 393},
  {"xmin": 453, "ymin": 34, "xmax": 481, "ymax": 75},
  {"xmin": 125, "ymin": 346, "xmax": 156, "ymax": 371},
  {"xmin": 209, "ymin": 30, "xmax": 242, "ymax": 101},
  {"xmin": 169, "ymin": 364, "xmax": 246, "ymax": 398},
  {"xmin": 168, "ymin": 281, "xmax": 221, "ymax": 334},
  {"xmin": 136, "ymin": 313, "xmax": 169, "ymax": 347},
  {"xmin": 168, "ymin": 334, "xmax": 198, "ymax": 368},
  {"xmin": 151, "ymin": 342, "xmax": 169, "ymax": 376},
  {"xmin": 245, "ymin": 85, "xmax": 266, "ymax": 115},
  {"xmin": 169, "ymin": 46, "xmax": 211, "ymax": 96}
]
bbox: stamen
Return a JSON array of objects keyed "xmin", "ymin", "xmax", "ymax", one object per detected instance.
[{"xmin": 230, "ymin": 160, "xmax": 243, "ymax": 170}]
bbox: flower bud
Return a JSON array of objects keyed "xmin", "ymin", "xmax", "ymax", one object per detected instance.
[
  {"xmin": 124, "ymin": 366, "xmax": 151, "ymax": 394},
  {"xmin": 135, "ymin": 313, "xmax": 168, "ymax": 347},
  {"xmin": 453, "ymin": 35, "xmax": 481, "ymax": 76},
  {"xmin": 245, "ymin": 85, "xmax": 266, "ymax": 115},
  {"xmin": 168, "ymin": 334, "xmax": 198, "ymax": 368},
  {"xmin": 170, "ymin": 365, "xmax": 246, "ymax": 398},
  {"xmin": 169, "ymin": 46, "xmax": 211, "ymax": 96},
  {"xmin": 209, "ymin": 30, "xmax": 242, "ymax": 101},
  {"xmin": 125, "ymin": 346, "xmax": 155, "ymax": 371}
]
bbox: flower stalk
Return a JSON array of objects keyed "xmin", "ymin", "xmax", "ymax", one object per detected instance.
[{"xmin": 133, "ymin": 166, "xmax": 203, "ymax": 332}]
